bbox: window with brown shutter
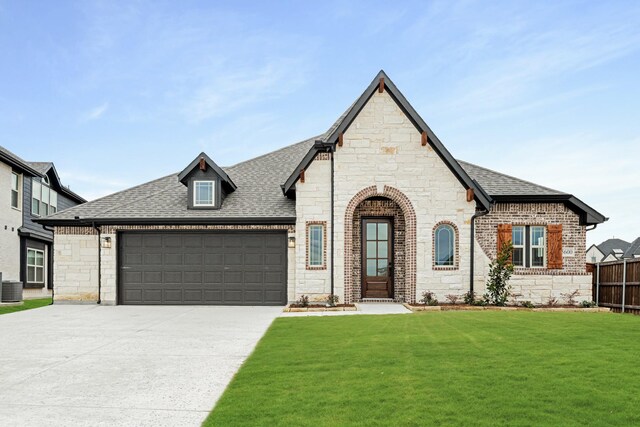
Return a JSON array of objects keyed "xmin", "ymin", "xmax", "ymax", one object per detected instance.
[{"xmin": 546, "ymin": 224, "xmax": 563, "ymax": 269}]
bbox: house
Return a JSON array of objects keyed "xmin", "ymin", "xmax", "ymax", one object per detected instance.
[
  {"xmin": 588, "ymin": 238, "xmax": 635, "ymax": 263},
  {"xmin": 0, "ymin": 145, "xmax": 86, "ymax": 298},
  {"xmin": 37, "ymin": 71, "xmax": 606, "ymax": 306}
]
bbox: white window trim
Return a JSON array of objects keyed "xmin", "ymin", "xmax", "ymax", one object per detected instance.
[
  {"xmin": 512, "ymin": 225, "xmax": 525, "ymax": 267},
  {"xmin": 27, "ymin": 248, "xmax": 45, "ymax": 284},
  {"xmin": 307, "ymin": 223, "xmax": 325, "ymax": 267},
  {"xmin": 193, "ymin": 180, "xmax": 215, "ymax": 207},
  {"xmin": 11, "ymin": 172, "xmax": 21, "ymax": 210},
  {"xmin": 530, "ymin": 226, "xmax": 547, "ymax": 268},
  {"xmin": 31, "ymin": 177, "xmax": 58, "ymax": 217}
]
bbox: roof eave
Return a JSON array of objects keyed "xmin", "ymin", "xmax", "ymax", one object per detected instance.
[
  {"xmin": 491, "ymin": 194, "xmax": 607, "ymax": 225},
  {"xmin": 0, "ymin": 152, "xmax": 44, "ymax": 177},
  {"xmin": 34, "ymin": 216, "xmax": 296, "ymax": 227}
]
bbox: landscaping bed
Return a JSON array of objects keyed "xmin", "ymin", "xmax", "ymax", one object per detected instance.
[
  {"xmin": 403, "ymin": 303, "xmax": 610, "ymax": 312},
  {"xmin": 283, "ymin": 303, "xmax": 357, "ymax": 312}
]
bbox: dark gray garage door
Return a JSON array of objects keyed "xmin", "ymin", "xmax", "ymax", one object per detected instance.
[{"xmin": 119, "ymin": 232, "xmax": 287, "ymax": 305}]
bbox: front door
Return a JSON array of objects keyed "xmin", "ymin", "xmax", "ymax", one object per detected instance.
[{"xmin": 362, "ymin": 218, "xmax": 393, "ymax": 299}]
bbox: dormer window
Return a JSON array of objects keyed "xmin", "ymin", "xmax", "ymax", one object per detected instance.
[
  {"xmin": 179, "ymin": 152, "xmax": 237, "ymax": 211},
  {"xmin": 194, "ymin": 181, "xmax": 215, "ymax": 207}
]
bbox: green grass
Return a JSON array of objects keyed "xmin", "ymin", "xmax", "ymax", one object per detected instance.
[
  {"xmin": 205, "ymin": 312, "xmax": 640, "ymax": 426},
  {"xmin": 0, "ymin": 297, "xmax": 52, "ymax": 315}
]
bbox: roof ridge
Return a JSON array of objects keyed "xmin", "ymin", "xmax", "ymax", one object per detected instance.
[
  {"xmin": 46, "ymin": 172, "xmax": 177, "ymax": 219},
  {"xmin": 457, "ymin": 159, "xmax": 567, "ymax": 195},
  {"xmin": 225, "ymin": 134, "xmax": 322, "ymax": 170}
]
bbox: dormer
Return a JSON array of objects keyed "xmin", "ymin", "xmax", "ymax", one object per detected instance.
[{"xmin": 178, "ymin": 152, "xmax": 237, "ymax": 210}]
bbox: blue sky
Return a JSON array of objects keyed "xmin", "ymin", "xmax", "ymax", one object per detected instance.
[{"xmin": 1, "ymin": 0, "xmax": 639, "ymax": 246}]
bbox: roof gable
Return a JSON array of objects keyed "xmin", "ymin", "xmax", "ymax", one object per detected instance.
[
  {"xmin": 178, "ymin": 152, "xmax": 237, "ymax": 193},
  {"xmin": 282, "ymin": 70, "xmax": 492, "ymax": 210}
]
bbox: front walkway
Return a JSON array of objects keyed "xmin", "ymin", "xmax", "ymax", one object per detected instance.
[{"xmin": 0, "ymin": 304, "xmax": 281, "ymax": 427}]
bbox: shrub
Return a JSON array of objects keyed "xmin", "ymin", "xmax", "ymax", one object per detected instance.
[
  {"xmin": 546, "ymin": 296, "xmax": 559, "ymax": 306},
  {"xmin": 561, "ymin": 289, "xmax": 580, "ymax": 306},
  {"xmin": 445, "ymin": 294, "xmax": 460, "ymax": 305},
  {"xmin": 472, "ymin": 298, "xmax": 488, "ymax": 307},
  {"xmin": 520, "ymin": 301, "xmax": 535, "ymax": 309},
  {"xmin": 485, "ymin": 242, "xmax": 514, "ymax": 306},
  {"xmin": 581, "ymin": 300, "xmax": 597, "ymax": 308},
  {"xmin": 420, "ymin": 291, "xmax": 438, "ymax": 306},
  {"xmin": 463, "ymin": 291, "xmax": 476, "ymax": 305},
  {"xmin": 326, "ymin": 294, "xmax": 339, "ymax": 307},
  {"xmin": 297, "ymin": 295, "xmax": 309, "ymax": 307}
]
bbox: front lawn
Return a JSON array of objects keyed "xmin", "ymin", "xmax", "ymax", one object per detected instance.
[
  {"xmin": 0, "ymin": 297, "xmax": 52, "ymax": 315},
  {"xmin": 206, "ymin": 311, "xmax": 640, "ymax": 426}
]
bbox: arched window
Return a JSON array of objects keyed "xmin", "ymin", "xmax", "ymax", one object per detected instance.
[{"xmin": 435, "ymin": 224, "xmax": 455, "ymax": 266}]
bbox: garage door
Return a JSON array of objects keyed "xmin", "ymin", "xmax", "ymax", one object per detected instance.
[{"xmin": 119, "ymin": 232, "xmax": 287, "ymax": 305}]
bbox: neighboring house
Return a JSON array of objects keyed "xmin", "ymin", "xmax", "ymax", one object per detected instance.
[
  {"xmin": 590, "ymin": 238, "xmax": 633, "ymax": 262},
  {"xmin": 37, "ymin": 71, "xmax": 606, "ymax": 306},
  {"xmin": 585, "ymin": 244, "xmax": 605, "ymax": 263},
  {"xmin": 0, "ymin": 146, "xmax": 86, "ymax": 298},
  {"xmin": 622, "ymin": 237, "xmax": 640, "ymax": 259}
]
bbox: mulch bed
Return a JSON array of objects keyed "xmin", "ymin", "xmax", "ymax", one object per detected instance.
[{"xmin": 404, "ymin": 303, "xmax": 609, "ymax": 312}]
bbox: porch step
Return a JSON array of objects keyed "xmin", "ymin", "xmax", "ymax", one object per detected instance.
[{"xmin": 360, "ymin": 298, "xmax": 396, "ymax": 303}]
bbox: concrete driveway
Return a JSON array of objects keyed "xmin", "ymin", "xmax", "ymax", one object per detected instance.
[{"xmin": 0, "ymin": 304, "xmax": 281, "ymax": 427}]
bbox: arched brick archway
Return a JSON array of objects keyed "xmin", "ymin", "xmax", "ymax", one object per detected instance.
[{"xmin": 343, "ymin": 185, "xmax": 417, "ymax": 303}]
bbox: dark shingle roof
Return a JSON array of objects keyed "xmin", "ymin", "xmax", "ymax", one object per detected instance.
[
  {"xmin": 623, "ymin": 237, "xmax": 640, "ymax": 259},
  {"xmin": 0, "ymin": 145, "xmax": 43, "ymax": 176},
  {"xmin": 597, "ymin": 238, "xmax": 631, "ymax": 257},
  {"xmin": 458, "ymin": 161, "xmax": 566, "ymax": 196},
  {"xmin": 26, "ymin": 162, "xmax": 53, "ymax": 175},
  {"xmin": 43, "ymin": 136, "xmax": 317, "ymax": 222}
]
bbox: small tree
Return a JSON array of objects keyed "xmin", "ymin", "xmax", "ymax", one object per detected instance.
[{"xmin": 484, "ymin": 242, "xmax": 514, "ymax": 306}]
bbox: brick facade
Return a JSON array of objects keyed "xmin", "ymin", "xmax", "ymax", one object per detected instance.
[{"xmin": 351, "ymin": 198, "xmax": 407, "ymax": 302}]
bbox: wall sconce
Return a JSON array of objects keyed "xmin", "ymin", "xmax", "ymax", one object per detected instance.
[
  {"xmin": 288, "ymin": 236, "xmax": 296, "ymax": 248},
  {"xmin": 101, "ymin": 236, "xmax": 112, "ymax": 249}
]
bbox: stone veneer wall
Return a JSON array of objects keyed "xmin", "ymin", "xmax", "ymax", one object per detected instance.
[
  {"xmin": 294, "ymin": 89, "xmax": 476, "ymax": 303},
  {"xmin": 352, "ymin": 198, "xmax": 406, "ymax": 301},
  {"xmin": 474, "ymin": 203, "xmax": 591, "ymax": 304},
  {"xmin": 54, "ymin": 224, "xmax": 295, "ymax": 305}
]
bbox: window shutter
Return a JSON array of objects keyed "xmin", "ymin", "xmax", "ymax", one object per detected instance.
[
  {"xmin": 547, "ymin": 225, "xmax": 563, "ymax": 269},
  {"xmin": 496, "ymin": 224, "xmax": 512, "ymax": 257}
]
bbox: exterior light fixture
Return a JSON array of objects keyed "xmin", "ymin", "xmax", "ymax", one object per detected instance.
[
  {"xmin": 101, "ymin": 236, "xmax": 112, "ymax": 249},
  {"xmin": 288, "ymin": 236, "xmax": 296, "ymax": 248}
]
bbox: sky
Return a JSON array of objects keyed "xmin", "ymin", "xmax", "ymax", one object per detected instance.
[{"xmin": 1, "ymin": 0, "xmax": 639, "ymax": 246}]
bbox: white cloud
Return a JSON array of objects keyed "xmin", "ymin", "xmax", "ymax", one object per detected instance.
[{"xmin": 81, "ymin": 102, "xmax": 109, "ymax": 122}]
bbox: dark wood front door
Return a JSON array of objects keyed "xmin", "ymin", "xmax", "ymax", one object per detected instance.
[{"xmin": 362, "ymin": 218, "xmax": 393, "ymax": 299}]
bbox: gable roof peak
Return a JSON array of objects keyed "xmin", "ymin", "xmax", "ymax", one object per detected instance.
[{"xmin": 178, "ymin": 152, "xmax": 237, "ymax": 192}]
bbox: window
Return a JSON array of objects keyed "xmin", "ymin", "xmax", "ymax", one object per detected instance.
[
  {"xmin": 11, "ymin": 172, "xmax": 20, "ymax": 209},
  {"xmin": 434, "ymin": 224, "xmax": 455, "ymax": 266},
  {"xmin": 32, "ymin": 179, "xmax": 41, "ymax": 215},
  {"xmin": 27, "ymin": 248, "xmax": 45, "ymax": 284},
  {"xmin": 512, "ymin": 226, "xmax": 525, "ymax": 267},
  {"xmin": 530, "ymin": 226, "xmax": 546, "ymax": 267},
  {"xmin": 307, "ymin": 223, "xmax": 325, "ymax": 267},
  {"xmin": 31, "ymin": 178, "xmax": 57, "ymax": 216},
  {"xmin": 194, "ymin": 181, "xmax": 215, "ymax": 206},
  {"xmin": 510, "ymin": 225, "xmax": 547, "ymax": 268}
]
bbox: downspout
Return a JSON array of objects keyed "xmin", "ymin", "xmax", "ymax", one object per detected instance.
[
  {"xmin": 469, "ymin": 208, "xmax": 490, "ymax": 295},
  {"xmin": 43, "ymin": 225, "xmax": 55, "ymax": 305},
  {"xmin": 92, "ymin": 221, "xmax": 102, "ymax": 304},
  {"xmin": 330, "ymin": 145, "xmax": 335, "ymax": 297}
]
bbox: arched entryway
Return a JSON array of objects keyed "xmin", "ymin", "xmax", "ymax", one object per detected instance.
[{"xmin": 343, "ymin": 186, "xmax": 416, "ymax": 303}]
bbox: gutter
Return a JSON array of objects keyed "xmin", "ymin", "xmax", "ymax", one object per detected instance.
[
  {"xmin": 469, "ymin": 208, "xmax": 490, "ymax": 295},
  {"xmin": 92, "ymin": 221, "xmax": 102, "ymax": 305}
]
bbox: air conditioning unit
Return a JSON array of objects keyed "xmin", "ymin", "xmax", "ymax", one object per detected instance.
[{"xmin": 1, "ymin": 280, "xmax": 23, "ymax": 302}]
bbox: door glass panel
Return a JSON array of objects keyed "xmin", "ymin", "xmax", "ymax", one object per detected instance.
[
  {"xmin": 366, "ymin": 223, "xmax": 377, "ymax": 240},
  {"xmin": 377, "ymin": 241, "xmax": 388, "ymax": 258},
  {"xmin": 366, "ymin": 241, "xmax": 377, "ymax": 258},
  {"xmin": 377, "ymin": 223, "xmax": 388, "ymax": 240},
  {"xmin": 366, "ymin": 259, "xmax": 377, "ymax": 276},
  {"xmin": 377, "ymin": 259, "xmax": 388, "ymax": 276}
]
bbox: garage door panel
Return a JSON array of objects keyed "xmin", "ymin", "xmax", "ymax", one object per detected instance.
[{"xmin": 120, "ymin": 232, "xmax": 286, "ymax": 305}]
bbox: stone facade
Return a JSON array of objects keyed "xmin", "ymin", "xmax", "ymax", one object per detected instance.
[
  {"xmin": 295, "ymin": 90, "xmax": 476, "ymax": 303},
  {"xmin": 0, "ymin": 162, "xmax": 23, "ymax": 281}
]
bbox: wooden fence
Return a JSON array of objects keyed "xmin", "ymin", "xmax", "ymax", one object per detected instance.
[{"xmin": 592, "ymin": 258, "xmax": 640, "ymax": 315}]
